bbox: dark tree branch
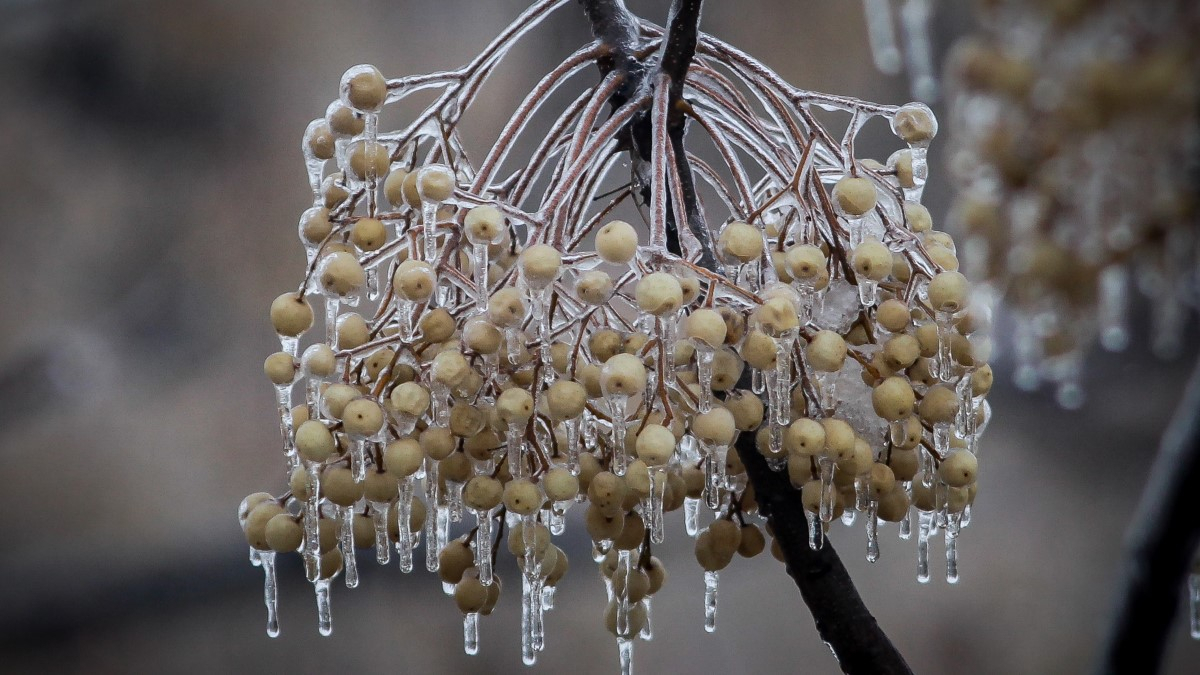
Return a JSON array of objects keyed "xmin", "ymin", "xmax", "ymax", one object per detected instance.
[
  {"xmin": 578, "ymin": 2, "xmax": 910, "ymax": 672},
  {"xmin": 1096, "ymin": 357, "xmax": 1200, "ymax": 675}
]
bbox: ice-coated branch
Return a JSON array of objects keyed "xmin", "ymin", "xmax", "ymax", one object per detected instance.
[
  {"xmin": 734, "ymin": 426, "xmax": 913, "ymax": 675},
  {"xmin": 1097, "ymin": 357, "xmax": 1200, "ymax": 675}
]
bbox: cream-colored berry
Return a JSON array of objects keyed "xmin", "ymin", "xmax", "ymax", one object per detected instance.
[
  {"xmin": 342, "ymin": 398, "xmax": 385, "ymax": 436},
  {"xmin": 543, "ymin": 467, "xmax": 579, "ymax": 502},
  {"xmin": 301, "ymin": 344, "xmax": 336, "ymax": 379},
  {"xmin": 832, "ymin": 176, "xmax": 877, "ymax": 216},
  {"xmin": 807, "ymin": 330, "xmax": 847, "ymax": 372},
  {"xmin": 852, "ymin": 239, "xmax": 892, "ymax": 282},
  {"xmin": 487, "ymin": 287, "xmax": 527, "ymax": 327},
  {"xmin": 919, "ymin": 384, "xmax": 960, "ymax": 424},
  {"xmin": 464, "ymin": 475, "xmax": 503, "ymax": 510},
  {"xmin": 270, "ymin": 292, "xmax": 314, "ymax": 337},
  {"xmin": 636, "ymin": 272, "xmax": 683, "ymax": 315},
  {"xmin": 264, "ymin": 352, "xmax": 297, "ymax": 386},
  {"xmin": 335, "ymin": 313, "xmax": 369, "ymax": 350},
  {"xmin": 882, "ymin": 334, "xmax": 921, "ymax": 370},
  {"xmin": 299, "ymin": 207, "xmax": 332, "ymax": 245},
  {"xmin": 889, "ymin": 149, "xmax": 915, "ymax": 188},
  {"xmin": 306, "ymin": 122, "xmax": 335, "ymax": 161},
  {"xmin": 692, "ymin": 407, "xmax": 736, "ymax": 445},
  {"xmin": 383, "ymin": 169, "xmax": 409, "ymax": 208},
  {"xmin": 635, "ymin": 424, "xmax": 676, "ymax": 466},
  {"xmin": 786, "ymin": 417, "xmax": 826, "ymax": 456},
  {"xmin": 891, "ymin": 102, "xmax": 938, "ymax": 144},
  {"xmin": 463, "ymin": 318, "xmax": 502, "ymax": 354},
  {"xmin": 265, "ymin": 513, "xmax": 304, "ymax": 552},
  {"xmin": 939, "ymin": 450, "xmax": 978, "ymax": 487},
  {"xmin": 347, "ymin": 141, "xmax": 390, "ymax": 181},
  {"xmin": 871, "ymin": 377, "xmax": 916, "ymax": 421},
  {"xmin": 821, "ymin": 418, "xmax": 856, "ymax": 457},
  {"xmin": 464, "ymin": 205, "xmax": 505, "ymax": 244},
  {"xmin": 742, "ymin": 330, "xmax": 777, "ymax": 369},
  {"xmin": 417, "ymin": 164, "xmax": 455, "ymax": 202},
  {"xmin": 786, "ymin": 244, "xmax": 826, "ymax": 282},
  {"xmin": 876, "ymin": 299, "xmax": 911, "ymax": 334},
  {"xmin": 503, "ymin": 478, "xmax": 542, "ymax": 515},
  {"xmin": 725, "ymin": 390, "xmax": 765, "ymax": 431},
  {"xmin": 392, "ymin": 259, "xmax": 436, "ymax": 302},
  {"xmin": 754, "ymin": 296, "xmax": 800, "ymax": 337},
  {"xmin": 596, "ymin": 220, "xmax": 638, "ymax": 264},
  {"xmin": 600, "ymin": 353, "xmax": 647, "ymax": 397},
  {"xmin": 295, "ymin": 420, "xmax": 336, "ymax": 462},
  {"xmin": 323, "ymin": 466, "xmax": 364, "ymax": 507},
  {"xmin": 318, "ymin": 251, "xmax": 366, "ymax": 298},
  {"xmin": 349, "ymin": 217, "xmax": 387, "ymax": 252},
  {"xmin": 341, "ymin": 64, "xmax": 387, "ymax": 112},
  {"xmin": 575, "ymin": 270, "xmax": 614, "ymax": 304},
  {"xmin": 518, "ymin": 244, "xmax": 561, "ymax": 289},
  {"xmin": 326, "ymin": 102, "xmax": 364, "ymax": 136},
  {"xmin": 717, "ymin": 221, "xmax": 764, "ymax": 263},
  {"xmin": 546, "ymin": 380, "xmax": 587, "ymax": 420},
  {"xmin": 684, "ymin": 308, "xmax": 727, "ymax": 347},
  {"xmin": 927, "ymin": 271, "xmax": 970, "ymax": 313},
  {"xmin": 431, "ymin": 350, "xmax": 471, "ymax": 387},
  {"xmin": 245, "ymin": 501, "xmax": 285, "ymax": 550},
  {"xmin": 497, "ymin": 387, "xmax": 534, "ymax": 423}
]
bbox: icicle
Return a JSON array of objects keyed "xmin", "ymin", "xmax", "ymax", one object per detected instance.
[
  {"xmin": 614, "ymin": 550, "xmax": 632, "ymax": 636},
  {"xmin": 899, "ymin": 482, "xmax": 913, "ymax": 539},
  {"xmin": 916, "ymin": 510, "xmax": 932, "ymax": 583},
  {"xmin": 303, "ymin": 462, "xmax": 321, "ymax": 582},
  {"xmin": 934, "ymin": 313, "xmax": 955, "ymax": 381},
  {"xmin": 866, "ymin": 501, "xmax": 880, "ymax": 563},
  {"xmin": 807, "ymin": 510, "xmax": 824, "ymax": 550},
  {"xmin": 564, "ymin": 417, "xmax": 582, "ymax": 475},
  {"xmin": 505, "ymin": 326, "xmax": 521, "ymax": 366},
  {"xmin": 854, "ymin": 475, "xmax": 870, "ymax": 512},
  {"xmin": 436, "ymin": 502, "xmax": 451, "ymax": 572},
  {"xmin": 549, "ymin": 500, "xmax": 570, "ymax": 535},
  {"xmin": 841, "ymin": 505, "xmax": 857, "ymax": 527},
  {"xmin": 425, "ymin": 459, "xmax": 441, "ymax": 573},
  {"xmin": 815, "ymin": 370, "xmax": 838, "ymax": 415},
  {"xmin": 796, "ymin": 282, "xmax": 817, "ymax": 326},
  {"xmin": 475, "ymin": 507, "xmax": 498, "ymax": 585},
  {"xmin": 324, "ymin": 297, "xmax": 340, "ymax": 345},
  {"xmin": 398, "ymin": 299, "xmax": 416, "ymax": 342},
  {"xmin": 863, "ymin": 0, "xmax": 902, "ymax": 74},
  {"xmin": 933, "ymin": 422, "xmax": 951, "ymax": 461},
  {"xmin": 640, "ymin": 598, "xmax": 652, "ymax": 640},
  {"xmin": 339, "ymin": 506, "xmax": 358, "ymax": 588},
  {"xmin": 618, "ymin": 637, "xmax": 634, "ymax": 675},
  {"xmin": 531, "ymin": 287, "xmax": 555, "ymax": 386},
  {"xmin": 543, "ymin": 584, "xmax": 556, "ymax": 611},
  {"xmin": 397, "ymin": 478, "xmax": 415, "ymax": 573},
  {"xmin": 1099, "ymin": 265, "xmax": 1130, "ymax": 351},
  {"xmin": 919, "ymin": 447, "xmax": 935, "ymax": 489},
  {"xmin": 1190, "ymin": 571, "xmax": 1200, "ymax": 639},
  {"xmin": 370, "ymin": 502, "xmax": 390, "ymax": 565},
  {"xmin": 609, "ymin": 394, "xmax": 630, "ymax": 476},
  {"xmin": 646, "ymin": 467, "xmax": 666, "ymax": 544},
  {"xmin": 262, "ymin": 551, "xmax": 280, "ymax": 637},
  {"xmin": 899, "ymin": 0, "xmax": 936, "ymax": 102},
  {"xmin": 858, "ymin": 278, "xmax": 879, "ymax": 307},
  {"xmin": 446, "ymin": 479, "xmax": 465, "ymax": 523},
  {"xmin": 302, "ymin": 120, "xmax": 328, "ymax": 196},
  {"xmin": 473, "ymin": 243, "xmax": 490, "ymax": 311},
  {"xmin": 684, "ymin": 497, "xmax": 701, "ymax": 536},
  {"xmin": 315, "ymin": 578, "xmax": 333, "ymax": 636},
  {"xmin": 945, "ymin": 511, "xmax": 961, "ymax": 584},
  {"xmin": 250, "ymin": 547, "xmax": 262, "ymax": 567},
  {"xmin": 751, "ymin": 367, "xmax": 766, "ymax": 395},
  {"xmin": 464, "ymin": 612, "xmax": 480, "ymax": 655},
  {"xmin": 703, "ymin": 570, "xmax": 719, "ymax": 633},
  {"xmin": 818, "ymin": 455, "xmax": 836, "ymax": 523},
  {"xmin": 521, "ymin": 575, "xmax": 537, "ymax": 665},
  {"xmin": 431, "ymin": 381, "xmax": 450, "ymax": 426},
  {"xmin": 507, "ymin": 421, "xmax": 527, "ymax": 479},
  {"xmin": 365, "ymin": 266, "xmax": 380, "ymax": 301},
  {"xmin": 351, "ymin": 437, "xmax": 367, "ymax": 482},
  {"xmin": 701, "ymin": 441, "xmax": 730, "ymax": 509},
  {"xmin": 695, "ymin": 346, "xmax": 715, "ymax": 414},
  {"xmin": 276, "ymin": 384, "xmax": 299, "ymax": 474},
  {"xmin": 421, "ymin": 199, "xmax": 439, "ymax": 265}
]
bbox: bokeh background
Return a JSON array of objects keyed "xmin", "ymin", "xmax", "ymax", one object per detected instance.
[{"xmin": 1, "ymin": 1, "xmax": 1196, "ymax": 673}]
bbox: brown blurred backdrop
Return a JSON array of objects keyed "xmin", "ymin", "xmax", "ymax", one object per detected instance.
[{"xmin": 0, "ymin": 1, "xmax": 1196, "ymax": 673}]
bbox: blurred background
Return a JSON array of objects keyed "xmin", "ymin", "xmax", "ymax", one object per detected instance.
[{"xmin": 0, "ymin": 0, "xmax": 1196, "ymax": 673}]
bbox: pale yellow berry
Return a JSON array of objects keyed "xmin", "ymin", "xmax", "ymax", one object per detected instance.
[
  {"xmin": 821, "ymin": 418, "xmax": 855, "ymax": 457},
  {"xmin": 264, "ymin": 352, "xmax": 297, "ymax": 386},
  {"xmin": 306, "ymin": 122, "xmax": 336, "ymax": 161},
  {"xmin": 869, "ymin": 462, "xmax": 897, "ymax": 497},
  {"xmin": 446, "ymin": 404, "xmax": 485, "ymax": 440},
  {"xmin": 503, "ymin": 478, "xmax": 542, "ymax": 516},
  {"xmin": 392, "ymin": 260, "xmax": 436, "ymax": 302},
  {"xmin": 600, "ymin": 353, "xmax": 647, "ymax": 397},
  {"xmin": 519, "ymin": 244, "xmax": 561, "ymax": 289},
  {"xmin": 872, "ymin": 377, "xmax": 916, "ymax": 421},
  {"xmin": 596, "ymin": 220, "xmax": 639, "ymax": 264},
  {"xmin": 460, "ymin": 318, "xmax": 500, "ymax": 355},
  {"xmin": 807, "ymin": 330, "xmax": 847, "ymax": 372},
  {"xmin": 342, "ymin": 398, "xmax": 385, "ymax": 436},
  {"xmin": 636, "ymin": 272, "xmax": 683, "ymax": 315},
  {"xmin": 877, "ymin": 487, "xmax": 910, "ymax": 522},
  {"xmin": 710, "ymin": 348, "xmax": 744, "ymax": 392},
  {"xmin": 903, "ymin": 202, "xmax": 932, "ymax": 233},
  {"xmin": 939, "ymin": 450, "xmax": 978, "ymax": 487},
  {"xmin": 464, "ymin": 475, "xmax": 503, "ymax": 510},
  {"xmin": 692, "ymin": 407, "xmax": 736, "ymax": 445},
  {"xmin": 891, "ymin": 102, "xmax": 938, "ymax": 144},
  {"xmin": 323, "ymin": 466, "xmax": 364, "ymax": 507},
  {"xmin": 318, "ymin": 251, "xmax": 366, "ymax": 298},
  {"xmin": 876, "ymin": 299, "xmax": 911, "ymax": 333},
  {"xmin": 431, "ymin": 350, "xmax": 470, "ymax": 386},
  {"xmin": 416, "ymin": 164, "xmax": 455, "ymax": 202},
  {"xmin": 785, "ymin": 417, "xmax": 826, "ymax": 456},
  {"xmin": 852, "ymin": 239, "xmax": 892, "ymax": 282},
  {"xmin": 363, "ymin": 468, "xmax": 399, "ymax": 503},
  {"xmin": 754, "ymin": 296, "xmax": 800, "ymax": 337},
  {"xmin": 588, "ymin": 472, "xmax": 628, "ymax": 516},
  {"xmin": 347, "ymin": 141, "xmax": 390, "ymax": 181},
  {"xmin": 927, "ymin": 245, "xmax": 960, "ymax": 272},
  {"xmin": 741, "ymin": 330, "xmax": 777, "ymax": 369},
  {"xmin": 786, "ymin": 244, "xmax": 826, "ymax": 282},
  {"xmin": 575, "ymin": 270, "xmax": 614, "ymax": 304},
  {"xmin": 927, "ymin": 271, "xmax": 970, "ymax": 313},
  {"xmin": 335, "ymin": 313, "xmax": 369, "ymax": 350},
  {"xmin": 245, "ymin": 501, "xmax": 286, "ymax": 550},
  {"xmin": 299, "ymin": 206, "xmax": 333, "ymax": 245},
  {"xmin": 265, "ymin": 513, "xmax": 304, "ymax": 552},
  {"xmin": 496, "ymin": 387, "xmax": 534, "ymax": 423},
  {"xmin": 882, "ymin": 334, "xmax": 921, "ymax": 370},
  {"xmin": 684, "ymin": 308, "xmax": 727, "ymax": 347},
  {"xmin": 889, "ymin": 447, "xmax": 920, "ymax": 480},
  {"xmin": 889, "ymin": 149, "xmax": 915, "ymax": 188},
  {"xmin": 295, "ymin": 420, "xmax": 336, "ymax": 462},
  {"xmin": 832, "ymin": 176, "xmax": 877, "ymax": 216},
  {"xmin": 717, "ymin": 221, "xmax": 764, "ymax": 263},
  {"xmin": 635, "ymin": 424, "xmax": 676, "ymax": 466},
  {"xmin": 326, "ymin": 103, "xmax": 364, "ymax": 136},
  {"xmin": 341, "ymin": 64, "xmax": 387, "ymax": 112},
  {"xmin": 383, "ymin": 169, "xmax": 409, "ymax": 208},
  {"xmin": 919, "ymin": 384, "xmax": 959, "ymax": 424},
  {"xmin": 464, "ymin": 205, "xmax": 505, "ymax": 245},
  {"xmin": 487, "ymin": 287, "xmax": 527, "ymax": 327},
  {"xmin": 349, "ymin": 217, "xmax": 387, "ymax": 252},
  {"xmin": 972, "ymin": 364, "xmax": 994, "ymax": 397},
  {"xmin": 725, "ymin": 390, "xmax": 765, "ymax": 431},
  {"xmin": 543, "ymin": 467, "xmax": 579, "ymax": 502},
  {"xmin": 270, "ymin": 292, "xmax": 314, "ymax": 337},
  {"xmin": 546, "ymin": 380, "xmax": 587, "ymax": 420}
]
